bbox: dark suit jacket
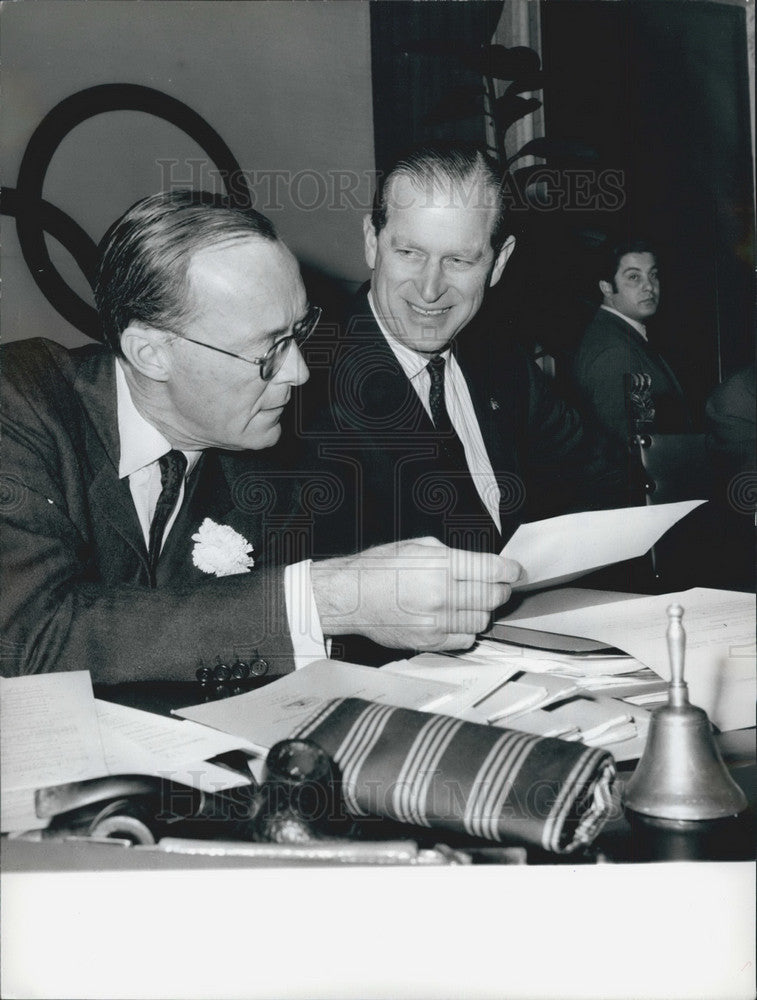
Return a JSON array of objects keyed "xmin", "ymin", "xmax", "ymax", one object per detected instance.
[
  {"xmin": 294, "ymin": 291, "xmax": 624, "ymax": 559},
  {"xmin": 571, "ymin": 307, "xmax": 689, "ymax": 446},
  {"xmin": 0, "ymin": 338, "xmax": 315, "ymax": 682}
]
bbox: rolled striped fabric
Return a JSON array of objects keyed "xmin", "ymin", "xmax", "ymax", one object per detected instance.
[{"xmin": 293, "ymin": 697, "xmax": 617, "ymax": 854}]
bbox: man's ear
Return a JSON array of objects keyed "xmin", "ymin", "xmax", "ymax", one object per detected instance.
[
  {"xmin": 488, "ymin": 235, "xmax": 516, "ymax": 289},
  {"xmin": 363, "ymin": 214, "xmax": 378, "ymax": 270},
  {"xmin": 599, "ymin": 279, "xmax": 614, "ymax": 302},
  {"xmin": 120, "ymin": 323, "xmax": 172, "ymax": 382}
]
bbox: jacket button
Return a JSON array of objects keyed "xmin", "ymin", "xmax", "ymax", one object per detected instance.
[
  {"xmin": 250, "ymin": 656, "xmax": 269, "ymax": 677},
  {"xmin": 213, "ymin": 661, "xmax": 232, "ymax": 682},
  {"xmin": 231, "ymin": 659, "xmax": 250, "ymax": 680},
  {"xmin": 196, "ymin": 664, "xmax": 213, "ymax": 685}
]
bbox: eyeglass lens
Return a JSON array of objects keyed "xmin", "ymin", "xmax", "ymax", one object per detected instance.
[{"xmin": 262, "ymin": 306, "xmax": 321, "ymax": 380}]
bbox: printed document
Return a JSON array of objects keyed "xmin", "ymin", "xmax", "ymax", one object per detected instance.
[{"xmin": 509, "ymin": 588, "xmax": 755, "ymax": 731}]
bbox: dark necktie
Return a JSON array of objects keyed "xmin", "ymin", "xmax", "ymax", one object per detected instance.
[
  {"xmin": 426, "ymin": 355, "xmax": 500, "ymax": 552},
  {"xmin": 147, "ymin": 450, "xmax": 187, "ymax": 587},
  {"xmin": 427, "ymin": 354, "xmax": 469, "ymax": 468}
]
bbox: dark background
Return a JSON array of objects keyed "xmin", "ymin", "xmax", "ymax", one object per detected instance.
[{"xmin": 370, "ymin": 0, "xmax": 755, "ymax": 421}]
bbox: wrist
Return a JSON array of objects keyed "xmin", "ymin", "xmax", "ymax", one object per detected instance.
[{"xmin": 311, "ymin": 556, "xmax": 359, "ymax": 636}]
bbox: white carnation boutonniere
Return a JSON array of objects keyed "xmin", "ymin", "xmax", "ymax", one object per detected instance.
[{"xmin": 191, "ymin": 518, "xmax": 255, "ymax": 577}]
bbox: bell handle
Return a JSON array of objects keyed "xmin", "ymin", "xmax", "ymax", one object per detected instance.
[{"xmin": 666, "ymin": 603, "xmax": 688, "ymax": 703}]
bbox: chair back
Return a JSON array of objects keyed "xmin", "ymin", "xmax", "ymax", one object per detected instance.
[{"xmin": 636, "ymin": 433, "xmax": 710, "ymax": 506}]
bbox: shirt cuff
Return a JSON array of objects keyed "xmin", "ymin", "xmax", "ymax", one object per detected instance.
[{"xmin": 284, "ymin": 560, "xmax": 329, "ymax": 669}]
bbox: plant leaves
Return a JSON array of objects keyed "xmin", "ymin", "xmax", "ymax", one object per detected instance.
[
  {"xmin": 423, "ymin": 84, "xmax": 486, "ymax": 126},
  {"xmin": 463, "ymin": 45, "xmax": 541, "ymax": 80},
  {"xmin": 510, "ymin": 137, "xmax": 600, "ymax": 164},
  {"xmin": 493, "ymin": 94, "xmax": 542, "ymax": 132},
  {"xmin": 505, "ymin": 71, "xmax": 545, "ymax": 95}
]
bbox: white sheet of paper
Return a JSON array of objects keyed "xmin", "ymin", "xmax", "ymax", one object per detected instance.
[
  {"xmin": 382, "ymin": 655, "xmax": 520, "ymax": 716},
  {"xmin": 502, "ymin": 500, "xmax": 705, "ymax": 590},
  {"xmin": 0, "ymin": 672, "xmax": 106, "ymax": 791},
  {"xmin": 95, "ymin": 700, "xmax": 261, "ymax": 791},
  {"xmin": 0, "ymin": 672, "xmax": 107, "ymax": 833},
  {"xmin": 509, "ymin": 588, "xmax": 756, "ymax": 732},
  {"xmin": 480, "ymin": 681, "xmax": 549, "ymax": 722},
  {"xmin": 173, "ymin": 659, "xmax": 458, "ymax": 751}
]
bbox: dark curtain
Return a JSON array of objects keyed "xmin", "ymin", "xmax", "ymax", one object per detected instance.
[
  {"xmin": 369, "ymin": 0, "xmax": 504, "ymax": 176},
  {"xmin": 540, "ymin": 0, "xmax": 755, "ymax": 407}
]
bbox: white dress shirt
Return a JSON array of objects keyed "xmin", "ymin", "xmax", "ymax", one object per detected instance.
[
  {"xmin": 367, "ymin": 292, "xmax": 501, "ymax": 530},
  {"xmin": 115, "ymin": 360, "xmax": 325, "ymax": 668}
]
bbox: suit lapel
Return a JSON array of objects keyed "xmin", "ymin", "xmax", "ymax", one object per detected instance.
[
  {"xmin": 343, "ymin": 302, "xmax": 433, "ymax": 434},
  {"xmin": 608, "ymin": 312, "xmax": 685, "ymax": 400},
  {"xmin": 75, "ymin": 351, "xmax": 148, "ymax": 577}
]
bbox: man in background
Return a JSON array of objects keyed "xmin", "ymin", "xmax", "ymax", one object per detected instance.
[
  {"xmin": 572, "ymin": 239, "xmax": 690, "ymax": 448},
  {"xmin": 0, "ymin": 190, "xmax": 518, "ymax": 684}
]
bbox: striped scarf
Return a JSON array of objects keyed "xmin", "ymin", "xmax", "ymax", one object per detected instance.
[{"xmin": 294, "ymin": 697, "xmax": 617, "ymax": 854}]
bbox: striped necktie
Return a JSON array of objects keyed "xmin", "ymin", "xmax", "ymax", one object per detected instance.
[{"xmin": 147, "ymin": 450, "xmax": 187, "ymax": 587}]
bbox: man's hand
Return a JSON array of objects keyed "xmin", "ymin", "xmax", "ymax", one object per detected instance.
[{"xmin": 311, "ymin": 537, "xmax": 522, "ymax": 653}]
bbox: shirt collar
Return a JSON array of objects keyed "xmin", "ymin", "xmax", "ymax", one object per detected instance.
[
  {"xmin": 600, "ymin": 304, "xmax": 648, "ymax": 340},
  {"xmin": 367, "ymin": 290, "xmax": 450, "ymax": 381},
  {"xmin": 115, "ymin": 360, "xmax": 200, "ymax": 478}
]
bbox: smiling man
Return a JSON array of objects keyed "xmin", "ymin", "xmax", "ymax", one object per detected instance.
[
  {"xmin": 572, "ymin": 239, "xmax": 690, "ymax": 446},
  {"xmin": 297, "ymin": 144, "xmax": 623, "ymax": 630},
  {"xmin": 1, "ymin": 190, "xmax": 517, "ymax": 682}
]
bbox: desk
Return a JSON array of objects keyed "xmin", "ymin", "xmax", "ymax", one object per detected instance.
[
  {"xmin": 2, "ymin": 590, "xmax": 755, "ymax": 999},
  {"xmin": 86, "ymin": 587, "xmax": 755, "ymax": 866}
]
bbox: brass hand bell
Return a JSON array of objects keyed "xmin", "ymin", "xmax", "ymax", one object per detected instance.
[{"xmin": 624, "ymin": 604, "xmax": 747, "ymax": 821}]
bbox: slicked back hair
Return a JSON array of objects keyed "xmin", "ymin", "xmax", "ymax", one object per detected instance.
[
  {"xmin": 600, "ymin": 238, "xmax": 659, "ymax": 292},
  {"xmin": 95, "ymin": 190, "xmax": 278, "ymax": 354},
  {"xmin": 370, "ymin": 143, "xmax": 512, "ymax": 255}
]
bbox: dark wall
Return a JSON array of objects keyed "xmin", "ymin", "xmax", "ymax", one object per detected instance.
[
  {"xmin": 370, "ymin": 1, "xmax": 503, "ymax": 174},
  {"xmin": 540, "ymin": 0, "xmax": 755, "ymax": 410}
]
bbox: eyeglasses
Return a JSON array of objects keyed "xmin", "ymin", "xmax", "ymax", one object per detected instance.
[{"xmin": 174, "ymin": 304, "xmax": 321, "ymax": 381}]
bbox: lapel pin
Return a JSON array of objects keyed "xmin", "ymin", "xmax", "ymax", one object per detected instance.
[{"xmin": 489, "ymin": 397, "xmax": 500, "ymax": 411}]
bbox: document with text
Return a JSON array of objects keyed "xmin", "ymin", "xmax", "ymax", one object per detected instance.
[
  {"xmin": 174, "ymin": 659, "xmax": 457, "ymax": 752},
  {"xmin": 509, "ymin": 588, "xmax": 755, "ymax": 732}
]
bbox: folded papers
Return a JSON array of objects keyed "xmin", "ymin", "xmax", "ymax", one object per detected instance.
[{"xmin": 293, "ymin": 697, "xmax": 617, "ymax": 854}]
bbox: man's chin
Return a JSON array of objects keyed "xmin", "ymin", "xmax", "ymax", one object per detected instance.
[
  {"xmin": 234, "ymin": 421, "xmax": 282, "ymax": 452},
  {"xmin": 401, "ymin": 320, "xmax": 458, "ymax": 354}
]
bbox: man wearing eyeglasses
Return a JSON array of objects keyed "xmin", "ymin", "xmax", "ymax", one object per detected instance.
[{"xmin": 1, "ymin": 190, "xmax": 516, "ymax": 684}]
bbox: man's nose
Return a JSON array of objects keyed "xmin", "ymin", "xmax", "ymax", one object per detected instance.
[
  {"xmin": 418, "ymin": 260, "xmax": 445, "ymax": 302},
  {"xmin": 275, "ymin": 341, "xmax": 310, "ymax": 387}
]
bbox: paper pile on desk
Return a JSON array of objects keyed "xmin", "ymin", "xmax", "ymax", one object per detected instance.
[
  {"xmin": 385, "ymin": 645, "xmax": 652, "ymax": 761},
  {"xmin": 509, "ymin": 588, "xmax": 755, "ymax": 732},
  {"xmin": 0, "ymin": 672, "xmax": 262, "ymax": 834},
  {"xmin": 174, "ymin": 659, "xmax": 457, "ymax": 752}
]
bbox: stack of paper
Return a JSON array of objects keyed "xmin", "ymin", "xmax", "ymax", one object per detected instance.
[
  {"xmin": 508, "ymin": 588, "xmax": 756, "ymax": 732},
  {"xmin": 1, "ymin": 673, "xmax": 107, "ymax": 832},
  {"xmin": 174, "ymin": 659, "xmax": 458, "ymax": 753},
  {"xmin": 503, "ymin": 698, "xmax": 652, "ymax": 762},
  {"xmin": 0, "ymin": 672, "xmax": 263, "ymax": 834},
  {"xmin": 385, "ymin": 646, "xmax": 651, "ymax": 760}
]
